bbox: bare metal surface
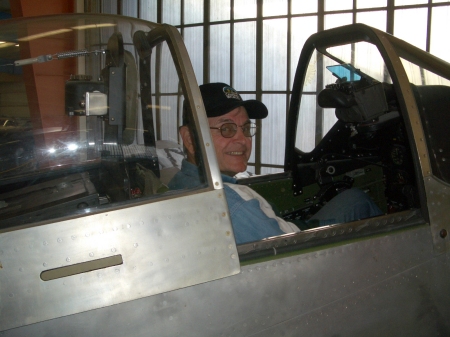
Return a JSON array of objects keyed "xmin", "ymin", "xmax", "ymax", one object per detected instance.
[
  {"xmin": 425, "ymin": 176, "xmax": 450, "ymax": 253},
  {"xmin": 238, "ymin": 209, "xmax": 424, "ymax": 259},
  {"xmin": 377, "ymin": 33, "xmax": 432, "ymax": 179},
  {"xmin": 0, "ymin": 189, "xmax": 239, "ymax": 331},
  {"xmin": 3, "ymin": 225, "xmax": 449, "ymax": 336}
]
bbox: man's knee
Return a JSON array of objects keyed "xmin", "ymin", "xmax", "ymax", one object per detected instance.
[
  {"xmin": 336, "ymin": 188, "xmax": 383, "ymax": 218},
  {"xmin": 311, "ymin": 188, "xmax": 382, "ymax": 224}
]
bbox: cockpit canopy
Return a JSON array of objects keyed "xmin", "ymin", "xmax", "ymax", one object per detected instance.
[{"xmin": 0, "ymin": 14, "xmax": 212, "ymax": 228}]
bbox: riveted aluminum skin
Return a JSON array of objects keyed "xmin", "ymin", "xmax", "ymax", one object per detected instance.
[
  {"xmin": 425, "ymin": 176, "xmax": 450, "ymax": 253},
  {"xmin": 0, "ymin": 189, "xmax": 239, "ymax": 331},
  {"xmin": 3, "ymin": 224, "xmax": 449, "ymax": 337}
]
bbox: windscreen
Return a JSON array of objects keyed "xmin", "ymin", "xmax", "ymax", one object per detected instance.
[
  {"xmin": 295, "ymin": 42, "xmax": 391, "ymax": 152},
  {"xmin": 0, "ymin": 15, "xmax": 207, "ymax": 229}
]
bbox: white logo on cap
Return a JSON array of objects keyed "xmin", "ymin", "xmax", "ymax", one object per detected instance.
[{"xmin": 223, "ymin": 86, "xmax": 242, "ymax": 101}]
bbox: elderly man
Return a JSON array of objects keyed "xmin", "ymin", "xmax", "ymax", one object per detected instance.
[{"xmin": 169, "ymin": 82, "xmax": 382, "ymax": 244}]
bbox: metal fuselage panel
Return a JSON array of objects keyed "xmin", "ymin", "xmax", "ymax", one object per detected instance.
[
  {"xmin": 425, "ymin": 176, "xmax": 450, "ymax": 253},
  {"xmin": 3, "ymin": 224, "xmax": 450, "ymax": 336},
  {"xmin": 0, "ymin": 189, "xmax": 240, "ymax": 331}
]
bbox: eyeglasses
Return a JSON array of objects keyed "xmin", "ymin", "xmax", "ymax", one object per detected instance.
[{"xmin": 209, "ymin": 122, "xmax": 257, "ymax": 138}]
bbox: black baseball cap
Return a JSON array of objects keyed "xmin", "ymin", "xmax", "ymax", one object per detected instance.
[{"xmin": 199, "ymin": 82, "xmax": 268, "ymax": 119}]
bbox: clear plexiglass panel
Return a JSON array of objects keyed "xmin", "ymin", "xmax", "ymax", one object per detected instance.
[
  {"xmin": 327, "ymin": 42, "xmax": 390, "ymax": 82},
  {"xmin": 401, "ymin": 58, "xmax": 450, "ymax": 86},
  {"xmin": 296, "ymin": 42, "xmax": 391, "ymax": 153},
  {"xmin": 160, "ymin": 42, "xmax": 179, "ymax": 93},
  {"xmin": 295, "ymin": 94, "xmax": 316, "ymax": 152},
  {"xmin": 0, "ymin": 14, "xmax": 208, "ymax": 229},
  {"xmin": 291, "ymin": 16, "xmax": 318, "ymax": 92},
  {"xmin": 183, "ymin": 26, "xmax": 204, "ymax": 83},
  {"xmin": 139, "ymin": 0, "xmax": 158, "ymax": 21}
]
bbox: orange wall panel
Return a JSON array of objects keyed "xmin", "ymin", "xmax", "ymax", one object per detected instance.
[
  {"xmin": 10, "ymin": 0, "xmax": 78, "ymax": 169},
  {"xmin": 10, "ymin": 0, "xmax": 75, "ymax": 17}
]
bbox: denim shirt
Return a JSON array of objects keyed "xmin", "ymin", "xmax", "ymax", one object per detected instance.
[
  {"xmin": 168, "ymin": 160, "xmax": 383, "ymax": 244},
  {"xmin": 168, "ymin": 160, "xmax": 285, "ymax": 244}
]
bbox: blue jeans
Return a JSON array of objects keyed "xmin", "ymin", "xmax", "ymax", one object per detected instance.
[{"xmin": 309, "ymin": 188, "xmax": 383, "ymax": 225}]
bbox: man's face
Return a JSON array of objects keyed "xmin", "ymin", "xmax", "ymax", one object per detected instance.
[{"xmin": 208, "ymin": 106, "xmax": 253, "ymax": 176}]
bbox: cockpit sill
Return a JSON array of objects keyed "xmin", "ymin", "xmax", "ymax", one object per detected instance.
[
  {"xmin": 237, "ymin": 208, "xmax": 424, "ymax": 262},
  {"xmin": 0, "ymin": 180, "xmax": 212, "ymax": 233}
]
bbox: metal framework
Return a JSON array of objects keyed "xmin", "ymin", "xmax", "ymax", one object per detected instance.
[{"xmin": 86, "ymin": 0, "xmax": 449, "ymax": 174}]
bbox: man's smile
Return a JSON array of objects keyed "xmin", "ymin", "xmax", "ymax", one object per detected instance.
[{"xmin": 227, "ymin": 151, "xmax": 246, "ymax": 156}]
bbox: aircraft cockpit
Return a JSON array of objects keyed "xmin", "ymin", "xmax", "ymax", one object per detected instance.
[
  {"xmin": 0, "ymin": 14, "xmax": 240, "ymax": 332},
  {"xmin": 1, "ymin": 16, "xmax": 450, "ymax": 336},
  {"xmin": 237, "ymin": 24, "xmax": 450, "ymax": 259}
]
